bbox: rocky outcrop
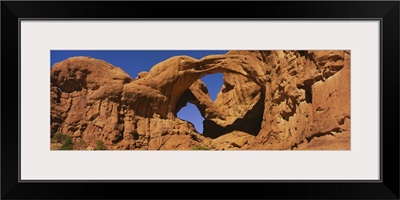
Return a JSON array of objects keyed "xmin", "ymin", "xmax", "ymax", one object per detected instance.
[
  {"xmin": 243, "ymin": 50, "xmax": 351, "ymax": 150},
  {"xmin": 50, "ymin": 50, "xmax": 350, "ymax": 150},
  {"xmin": 50, "ymin": 57, "xmax": 133, "ymax": 149}
]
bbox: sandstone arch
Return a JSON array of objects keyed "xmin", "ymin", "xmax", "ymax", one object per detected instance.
[
  {"xmin": 175, "ymin": 72, "xmax": 264, "ymax": 138},
  {"xmin": 51, "ymin": 50, "xmax": 351, "ymax": 150},
  {"xmin": 122, "ymin": 54, "xmax": 268, "ymax": 120}
]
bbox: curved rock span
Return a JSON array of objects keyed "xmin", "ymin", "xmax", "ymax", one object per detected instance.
[{"xmin": 50, "ymin": 50, "xmax": 350, "ymax": 150}]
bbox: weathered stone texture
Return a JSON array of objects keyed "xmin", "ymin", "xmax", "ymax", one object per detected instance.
[{"xmin": 50, "ymin": 51, "xmax": 350, "ymax": 150}]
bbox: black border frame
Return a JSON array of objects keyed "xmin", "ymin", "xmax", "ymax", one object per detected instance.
[{"xmin": 2, "ymin": 1, "xmax": 399, "ymax": 199}]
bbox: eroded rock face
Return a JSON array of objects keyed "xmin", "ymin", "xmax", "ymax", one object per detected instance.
[{"xmin": 50, "ymin": 50, "xmax": 350, "ymax": 150}]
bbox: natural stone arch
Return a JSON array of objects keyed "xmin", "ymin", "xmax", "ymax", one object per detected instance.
[
  {"xmin": 174, "ymin": 71, "xmax": 265, "ymax": 138},
  {"xmin": 122, "ymin": 55, "xmax": 268, "ymax": 120},
  {"xmin": 50, "ymin": 50, "xmax": 351, "ymax": 150}
]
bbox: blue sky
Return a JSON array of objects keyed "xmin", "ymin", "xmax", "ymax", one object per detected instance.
[{"xmin": 51, "ymin": 50, "xmax": 228, "ymax": 133}]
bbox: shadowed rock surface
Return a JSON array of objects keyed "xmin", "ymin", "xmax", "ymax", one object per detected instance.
[{"xmin": 50, "ymin": 50, "xmax": 350, "ymax": 150}]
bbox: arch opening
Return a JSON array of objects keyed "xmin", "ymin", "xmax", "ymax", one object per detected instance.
[
  {"xmin": 175, "ymin": 71, "xmax": 265, "ymax": 139},
  {"xmin": 200, "ymin": 73, "xmax": 224, "ymax": 102},
  {"xmin": 177, "ymin": 102, "xmax": 204, "ymax": 133}
]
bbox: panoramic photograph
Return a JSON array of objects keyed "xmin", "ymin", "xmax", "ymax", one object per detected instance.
[{"xmin": 50, "ymin": 50, "xmax": 350, "ymax": 150}]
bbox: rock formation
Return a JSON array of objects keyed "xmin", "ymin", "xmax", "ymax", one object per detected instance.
[{"xmin": 50, "ymin": 50, "xmax": 350, "ymax": 150}]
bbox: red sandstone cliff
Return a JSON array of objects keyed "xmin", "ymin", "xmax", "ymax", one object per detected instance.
[{"xmin": 50, "ymin": 50, "xmax": 350, "ymax": 150}]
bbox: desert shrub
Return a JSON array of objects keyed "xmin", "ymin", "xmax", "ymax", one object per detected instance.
[
  {"xmin": 52, "ymin": 132, "xmax": 69, "ymax": 143},
  {"xmin": 60, "ymin": 137, "xmax": 73, "ymax": 150},
  {"xmin": 78, "ymin": 139, "xmax": 86, "ymax": 146},
  {"xmin": 76, "ymin": 139, "xmax": 87, "ymax": 150},
  {"xmin": 95, "ymin": 140, "xmax": 106, "ymax": 150},
  {"xmin": 192, "ymin": 146, "xmax": 211, "ymax": 150}
]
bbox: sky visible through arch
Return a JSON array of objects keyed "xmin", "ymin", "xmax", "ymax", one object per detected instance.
[{"xmin": 51, "ymin": 50, "xmax": 229, "ymax": 133}]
